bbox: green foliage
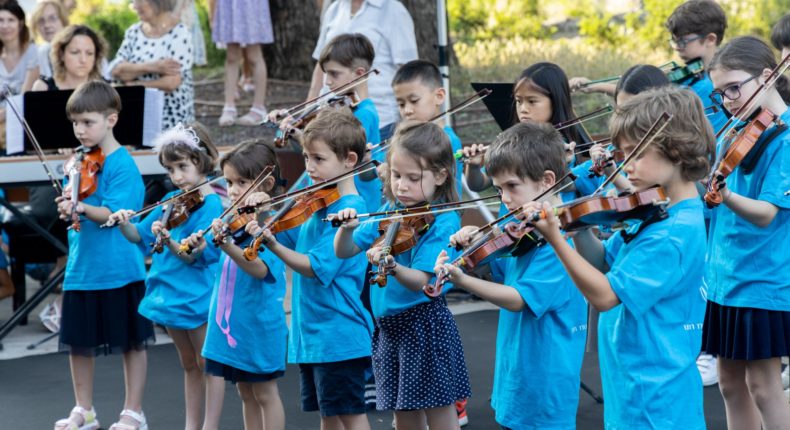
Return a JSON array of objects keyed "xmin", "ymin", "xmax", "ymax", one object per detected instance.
[
  {"xmin": 72, "ymin": 0, "xmax": 138, "ymax": 58},
  {"xmin": 195, "ymin": 0, "xmax": 225, "ymax": 68},
  {"xmin": 447, "ymin": 0, "xmax": 554, "ymax": 42}
]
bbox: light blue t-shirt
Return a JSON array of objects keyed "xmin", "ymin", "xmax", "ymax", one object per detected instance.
[
  {"xmin": 706, "ymin": 108, "xmax": 790, "ymax": 311},
  {"xmin": 682, "ymin": 72, "xmax": 728, "ymax": 134},
  {"xmin": 443, "ymin": 126, "xmax": 464, "ymax": 198},
  {"xmin": 492, "ymin": 242, "xmax": 587, "ymax": 430},
  {"xmin": 352, "ymin": 203, "xmax": 460, "ymax": 317},
  {"xmin": 63, "ymin": 148, "xmax": 146, "ymax": 291},
  {"xmin": 600, "ymin": 197, "xmax": 707, "ymax": 430},
  {"xmin": 202, "ymin": 245, "xmax": 288, "ymax": 374},
  {"xmin": 134, "ymin": 191, "xmax": 223, "ymax": 329},
  {"xmin": 354, "ymin": 98, "xmax": 383, "ymax": 212},
  {"xmin": 571, "ymin": 159, "xmax": 607, "ymax": 197},
  {"xmin": 289, "ymin": 194, "xmax": 373, "ymax": 363}
]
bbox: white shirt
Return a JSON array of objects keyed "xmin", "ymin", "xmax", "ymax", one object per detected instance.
[{"xmin": 313, "ymin": 0, "xmax": 418, "ymax": 127}]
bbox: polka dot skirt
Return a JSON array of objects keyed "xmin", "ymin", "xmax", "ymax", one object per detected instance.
[{"xmin": 372, "ymin": 297, "xmax": 472, "ymax": 411}]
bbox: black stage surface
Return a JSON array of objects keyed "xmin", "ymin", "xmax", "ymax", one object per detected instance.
[{"xmin": 0, "ymin": 310, "xmax": 727, "ymax": 429}]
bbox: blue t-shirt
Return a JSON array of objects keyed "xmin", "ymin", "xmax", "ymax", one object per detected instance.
[
  {"xmin": 0, "ymin": 247, "xmax": 7, "ymax": 270},
  {"xmin": 571, "ymin": 159, "xmax": 607, "ymax": 197},
  {"xmin": 443, "ymin": 126, "xmax": 464, "ymax": 198},
  {"xmin": 492, "ymin": 242, "xmax": 587, "ymax": 429},
  {"xmin": 134, "ymin": 192, "xmax": 223, "ymax": 329},
  {"xmin": 63, "ymin": 148, "xmax": 146, "ymax": 291},
  {"xmin": 706, "ymin": 108, "xmax": 790, "ymax": 311},
  {"xmin": 600, "ymin": 197, "xmax": 707, "ymax": 429},
  {"xmin": 289, "ymin": 194, "xmax": 373, "ymax": 363},
  {"xmin": 681, "ymin": 72, "xmax": 728, "ymax": 134},
  {"xmin": 202, "ymin": 246, "xmax": 288, "ymax": 374},
  {"xmin": 354, "ymin": 98, "xmax": 383, "ymax": 212},
  {"xmin": 352, "ymin": 203, "xmax": 460, "ymax": 317}
]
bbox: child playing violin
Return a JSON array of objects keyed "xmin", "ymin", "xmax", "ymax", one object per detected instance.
[
  {"xmin": 391, "ymin": 60, "xmax": 464, "ymax": 197},
  {"xmin": 703, "ymin": 35, "xmax": 790, "ymax": 429},
  {"xmin": 181, "ymin": 140, "xmax": 288, "ymax": 430},
  {"xmin": 269, "ymin": 33, "xmax": 382, "ymax": 212},
  {"xmin": 521, "ymin": 86, "xmax": 714, "ymax": 429},
  {"xmin": 332, "ymin": 121, "xmax": 471, "ymax": 430},
  {"xmin": 53, "ymin": 81, "xmax": 151, "ymax": 430},
  {"xmin": 246, "ymin": 109, "xmax": 373, "ymax": 430},
  {"xmin": 435, "ymin": 122, "xmax": 586, "ymax": 430},
  {"xmin": 106, "ymin": 122, "xmax": 225, "ymax": 430}
]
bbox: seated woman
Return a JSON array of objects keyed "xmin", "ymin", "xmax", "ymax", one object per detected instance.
[
  {"xmin": 29, "ymin": 0, "xmax": 68, "ymax": 79},
  {"xmin": 108, "ymin": 0, "xmax": 194, "ymax": 130},
  {"xmin": 32, "ymin": 24, "xmax": 106, "ymax": 91}
]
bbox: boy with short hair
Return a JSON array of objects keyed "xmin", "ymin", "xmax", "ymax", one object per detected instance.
[
  {"xmin": 271, "ymin": 33, "xmax": 382, "ymax": 212},
  {"xmin": 435, "ymin": 122, "xmax": 587, "ymax": 430},
  {"xmin": 54, "ymin": 80, "xmax": 150, "ymax": 430},
  {"xmin": 391, "ymin": 60, "xmax": 464, "ymax": 198},
  {"xmin": 251, "ymin": 108, "xmax": 373, "ymax": 430},
  {"xmin": 770, "ymin": 13, "xmax": 790, "ymax": 60}
]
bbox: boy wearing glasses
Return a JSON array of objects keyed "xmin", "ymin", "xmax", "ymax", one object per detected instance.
[
  {"xmin": 770, "ymin": 13, "xmax": 790, "ymax": 61},
  {"xmin": 666, "ymin": 0, "xmax": 729, "ymax": 133}
]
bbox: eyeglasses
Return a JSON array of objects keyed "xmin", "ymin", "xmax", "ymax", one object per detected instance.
[
  {"xmin": 669, "ymin": 34, "xmax": 704, "ymax": 50},
  {"xmin": 709, "ymin": 75, "xmax": 758, "ymax": 106}
]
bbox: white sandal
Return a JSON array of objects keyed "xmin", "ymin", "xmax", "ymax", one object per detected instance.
[
  {"xmin": 218, "ymin": 106, "xmax": 237, "ymax": 127},
  {"xmin": 39, "ymin": 300, "xmax": 61, "ymax": 333},
  {"xmin": 109, "ymin": 409, "xmax": 148, "ymax": 430},
  {"xmin": 54, "ymin": 406, "xmax": 100, "ymax": 430},
  {"xmin": 236, "ymin": 106, "xmax": 268, "ymax": 126}
]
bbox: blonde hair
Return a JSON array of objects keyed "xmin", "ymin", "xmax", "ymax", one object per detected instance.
[
  {"xmin": 30, "ymin": 0, "xmax": 68, "ymax": 41},
  {"xmin": 49, "ymin": 25, "xmax": 106, "ymax": 83},
  {"xmin": 383, "ymin": 120, "xmax": 458, "ymax": 204},
  {"xmin": 609, "ymin": 86, "xmax": 715, "ymax": 181}
]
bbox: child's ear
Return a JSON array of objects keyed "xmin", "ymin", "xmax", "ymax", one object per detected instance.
[
  {"xmin": 704, "ymin": 32, "xmax": 718, "ymax": 46},
  {"xmin": 106, "ymin": 112, "xmax": 119, "ymax": 127},
  {"xmin": 355, "ymin": 67, "xmax": 367, "ymax": 77},
  {"xmin": 262, "ymin": 176, "xmax": 276, "ymax": 192},
  {"xmin": 344, "ymin": 150, "xmax": 359, "ymax": 168},
  {"xmin": 434, "ymin": 167, "xmax": 448, "ymax": 186},
  {"xmin": 541, "ymin": 170, "xmax": 557, "ymax": 191},
  {"xmin": 435, "ymin": 86, "xmax": 446, "ymax": 106},
  {"xmin": 761, "ymin": 67, "xmax": 773, "ymax": 82}
]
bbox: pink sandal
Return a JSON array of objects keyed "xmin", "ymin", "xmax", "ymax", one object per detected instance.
[
  {"xmin": 218, "ymin": 106, "xmax": 237, "ymax": 127},
  {"xmin": 236, "ymin": 106, "xmax": 268, "ymax": 126},
  {"xmin": 109, "ymin": 409, "xmax": 148, "ymax": 430}
]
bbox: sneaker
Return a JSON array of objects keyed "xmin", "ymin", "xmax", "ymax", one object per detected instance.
[
  {"xmin": 697, "ymin": 354, "xmax": 719, "ymax": 386},
  {"xmin": 782, "ymin": 365, "xmax": 789, "ymax": 390},
  {"xmin": 455, "ymin": 399, "xmax": 469, "ymax": 427}
]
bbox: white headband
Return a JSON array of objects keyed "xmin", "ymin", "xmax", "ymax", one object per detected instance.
[{"xmin": 151, "ymin": 123, "xmax": 202, "ymax": 153}]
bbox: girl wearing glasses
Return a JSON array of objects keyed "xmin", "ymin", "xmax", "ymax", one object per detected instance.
[{"xmin": 705, "ymin": 35, "xmax": 790, "ymax": 430}]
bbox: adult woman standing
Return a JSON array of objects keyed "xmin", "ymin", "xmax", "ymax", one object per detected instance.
[{"xmin": 109, "ymin": 0, "xmax": 194, "ymax": 130}]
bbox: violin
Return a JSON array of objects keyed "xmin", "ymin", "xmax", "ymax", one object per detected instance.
[
  {"xmin": 589, "ymin": 147, "xmax": 625, "ymax": 177},
  {"xmin": 212, "ymin": 207, "xmax": 258, "ymax": 248},
  {"xmin": 274, "ymin": 92, "xmax": 361, "ymax": 148},
  {"xmin": 63, "ymin": 146, "xmax": 105, "ymax": 232},
  {"xmin": 533, "ymin": 186, "xmax": 670, "ymax": 232},
  {"xmin": 664, "ymin": 58, "xmax": 704, "ymax": 84},
  {"xmin": 151, "ymin": 190, "xmax": 205, "ymax": 253},
  {"xmin": 243, "ymin": 186, "xmax": 342, "ymax": 260},
  {"xmin": 704, "ymin": 109, "xmax": 780, "ymax": 206},
  {"xmin": 423, "ymin": 221, "xmax": 542, "ymax": 298},
  {"xmin": 369, "ymin": 212, "xmax": 434, "ymax": 287}
]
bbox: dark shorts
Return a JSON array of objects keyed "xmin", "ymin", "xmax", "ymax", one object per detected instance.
[
  {"xmin": 299, "ymin": 356, "xmax": 370, "ymax": 417},
  {"xmin": 59, "ymin": 281, "xmax": 154, "ymax": 357},
  {"xmin": 205, "ymin": 359, "xmax": 284, "ymax": 384}
]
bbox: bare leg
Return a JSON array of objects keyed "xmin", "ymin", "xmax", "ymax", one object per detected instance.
[
  {"xmin": 719, "ymin": 357, "xmax": 762, "ymax": 430},
  {"xmin": 252, "ymin": 380, "xmax": 285, "ymax": 430},
  {"xmin": 238, "ymin": 382, "xmax": 263, "ymax": 430},
  {"xmin": 70, "ymin": 354, "xmax": 96, "ymax": 409},
  {"xmin": 224, "ymin": 44, "xmax": 243, "ymax": 107},
  {"xmin": 168, "ymin": 327, "xmax": 205, "ymax": 430},
  {"xmin": 394, "ymin": 410, "xmax": 427, "ymax": 430},
  {"xmin": 187, "ymin": 325, "xmax": 225, "ymax": 430},
  {"xmin": 338, "ymin": 413, "xmax": 371, "ymax": 430},
  {"xmin": 242, "ymin": 44, "xmax": 268, "ymax": 110},
  {"xmin": 424, "ymin": 405, "xmax": 460, "ymax": 430},
  {"xmin": 745, "ymin": 358, "xmax": 790, "ymax": 430}
]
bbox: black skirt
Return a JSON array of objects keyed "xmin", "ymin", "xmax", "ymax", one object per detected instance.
[
  {"xmin": 702, "ymin": 300, "xmax": 790, "ymax": 360},
  {"xmin": 205, "ymin": 359, "xmax": 284, "ymax": 384},
  {"xmin": 59, "ymin": 281, "xmax": 155, "ymax": 356}
]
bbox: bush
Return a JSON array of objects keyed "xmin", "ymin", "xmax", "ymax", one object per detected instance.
[{"xmin": 71, "ymin": 0, "xmax": 138, "ymax": 59}]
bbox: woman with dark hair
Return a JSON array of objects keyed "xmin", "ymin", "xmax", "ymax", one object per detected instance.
[{"xmin": 0, "ymin": 0, "xmax": 38, "ymax": 152}]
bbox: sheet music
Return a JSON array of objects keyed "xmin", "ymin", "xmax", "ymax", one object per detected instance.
[{"xmin": 5, "ymin": 94, "xmax": 24, "ymax": 155}]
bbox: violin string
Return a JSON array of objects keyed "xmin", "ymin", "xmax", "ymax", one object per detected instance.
[
  {"xmin": 354, "ymin": 201, "xmax": 503, "ymax": 227},
  {"xmin": 273, "ymin": 69, "xmax": 380, "ymax": 121},
  {"xmin": 123, "ymin": 176, "xmax": 226, "ymax": 223},
  {"xmin": 331, "ymin": 194, "xmax": 501, "ymax": 222},
  {"xmin": 263, "ymin": 161, "xmax": 380, "ymax": 209}
]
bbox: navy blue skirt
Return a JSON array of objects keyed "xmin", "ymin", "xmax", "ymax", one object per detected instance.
[
  {"xmin": 372, "ymin": 297, "xmax": 471, "ymax": 411},
  {"xmin": 205, "ymin": 359, "xmax": 284, "ymax": 384},
  {"xmin": 702, "ymin": 301, "xmax": 790, "ymax": 360},
  {"xmin": 59, "ymin": 281, "xmax": 155, "ymax": 357}
]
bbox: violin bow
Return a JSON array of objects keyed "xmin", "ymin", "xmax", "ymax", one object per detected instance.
[
  {"xmin": 328, "ymin": 194, "xmax": 503, "ymax": 226},
  {"xmin": 0, "ymin": 84, "xmax": 64, "ymax": 194}
]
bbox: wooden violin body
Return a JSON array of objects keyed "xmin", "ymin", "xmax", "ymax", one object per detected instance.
[
  {"xmin": 63, "ymin": 147, "xmax": 105, "ymax": 231},
  {"xmin": 369, "ymin": 213, "xmax": 434, "ymax": 287},
  {"xmin": 705, "ymin": 108, "xmax": 778, "ymax": 207},
  {"xmin": 151, "ymin": 190, "xmax": 205, "ymax": 253},
  {"xmin": 274, "ymin": 92, "xmax": 362, "ymax": 148},
  {"xmin": 555, "ymin": 186, "xmax": 669, "ymax": 231}
]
